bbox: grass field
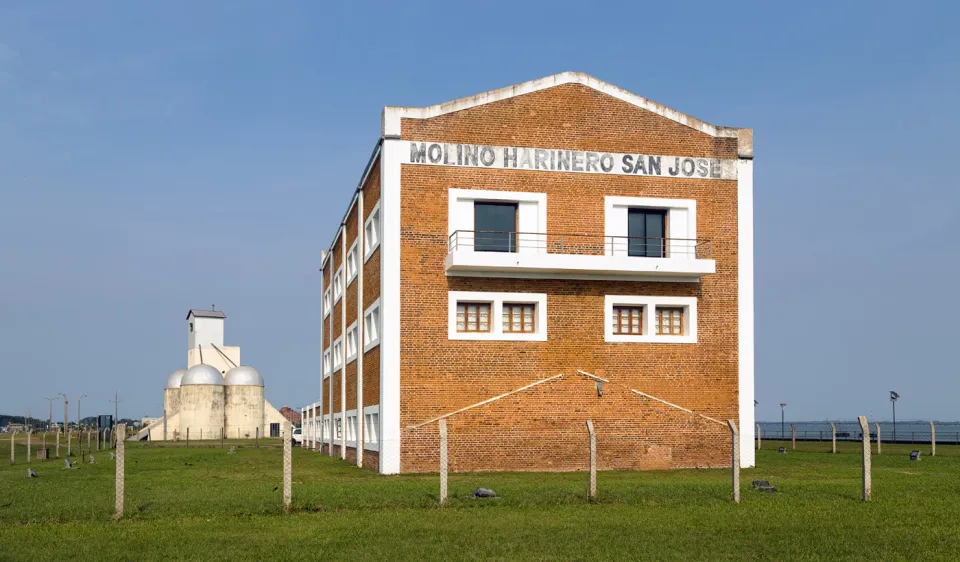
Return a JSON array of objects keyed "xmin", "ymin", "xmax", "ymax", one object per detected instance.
[{"xmin": 1, "ymin": 436, "xmax": 959, "ymax": 561}]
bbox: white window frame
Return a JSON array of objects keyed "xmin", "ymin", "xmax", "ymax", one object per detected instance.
[
  {"xmin": 604, "ymin": 196, "xmax": 698, "ymax": 258},
  {"xmin": 448, "ymin": 188, "xmax": 547, "ymax": 254},
  {"xmin": 363, "ymin": 299, "xmax": 381, "ymax": 352},
  {"xmin": 333, "ymin": 336, "xmax": 344, "ymax": 369},
  {"xmin": 364, "ymin": 202, "xmax": 381, "ymax": 262},
  {"xmin": 333, "ymin": 266, "xmax": 344, "ymax": 303},
  {"xmin": 346, "ymin": 241, "xmax": 359, "ymax": 285},
  {"xmin": 604, "ymin": 295, "xmax": 698, "ymax": 344},
  {"xmin": 448, "ymin": 291, "xmax": 547, "ymax": 342},
  {"xmin": 322, "ymin": 347, "xmax": 332, "ymax": 378},
  {"xmin": 363, "ymin": 405, "xmax": 379, "ymax": 451},
  {"xmin": 323, "ymin": 288, "xmax": 332, "ymax": 318},
  {"xmin": 345, "ymin": 321, "xmax": 359, "ymax": 364}
]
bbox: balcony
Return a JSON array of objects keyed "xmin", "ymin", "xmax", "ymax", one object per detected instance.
[{"xmin": 446, "ymin": 231, "xmax": 715, "ymax": 281}]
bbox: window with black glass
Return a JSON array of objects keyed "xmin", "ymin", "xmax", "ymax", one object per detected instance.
[
  {"xmin": 474, "ymin": 202, "xmax": 518, "ymax": 252},
  {"xmin": 627, "ymin": 208, "xmax": 666, "ymax": 257}
]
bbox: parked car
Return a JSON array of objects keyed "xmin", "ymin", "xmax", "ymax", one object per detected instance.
[{"xmin": 291, "ymin": 427, "xmax": 303, "ymax": 445}]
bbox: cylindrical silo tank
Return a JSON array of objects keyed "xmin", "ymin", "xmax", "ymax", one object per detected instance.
[
  {"xmin": 178, "ymin": 364, "xmax": 225, "ymax": 440},
  {"xmin": 224, "ymin": 366, "xmax": 264, "ymax": 439},
  {"xmin": 164, "ymin": 369, "xmax": 186, "ymax": 419}
]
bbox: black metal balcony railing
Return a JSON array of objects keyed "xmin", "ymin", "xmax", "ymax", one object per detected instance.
[{"xmin": 448, "ymin": 230, "xmax": 712, "ymax": 259}]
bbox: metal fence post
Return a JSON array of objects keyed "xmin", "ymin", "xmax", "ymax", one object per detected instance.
[
  {"xmin": 831, "ymin": 423, "xmax": 837, "ymax": 454},
  {"xmin": 586, "ymin": 420, "xmax": 596, "ymax": 502},
  {"xmin": 114, "ymin": 424, "xmax": 126, "ymax": 519},
  {"xmin": 439, "ymin": 419, "xmax": 448, "ymax": 505},
  {"xmin": 875, "ymin": 423, "xmax": 881, "ymax": 455},
  {"xmin": 858, "ymin": 416, "xmax": 871, "ymax": 502},
  {"xmin": 728, "ymin": 420, "xmax": 740, "ymax": 503},
  {"xmin": 283, "ymin": 422, "xmax": 292, "ymax": 513}
]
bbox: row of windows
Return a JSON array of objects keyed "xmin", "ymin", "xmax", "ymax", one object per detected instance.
[
  {"xmin": 320, "ymin": 409, "xmax": 380, "ymax": 449},
  {"xmin": 448, "ymin": 292, "xmax": 697, "ymax": 343},
  {"xmin": 322, "ymin": 203, "xmax": 382, "ymax": 318},
  {"xmin": 324, "ymin": 300, "xmax": 381, "ymax": 376}
]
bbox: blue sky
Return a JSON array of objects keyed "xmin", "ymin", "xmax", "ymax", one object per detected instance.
[{"xmin": 1, "ymin": 1, "xmax": 958, "ymax": 423}]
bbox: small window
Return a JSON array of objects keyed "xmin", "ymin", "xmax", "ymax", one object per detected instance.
[
  {"xmin": 363, "ymin": 301, "xmax": 381, "ymax": 351},
  {"xmin": 270, "ymin": 423, "xmax": 280, "ymax": 438},
  {"xmin": 627, "ymin": 208, "xmax": 666, "ymax": 257},
  {"xmin": 457, "ymin": 302, "xmax": 491, "ymax": 332},
  {"xmin": 365, "ymin": 413, "xmax": 379, "ymax": 444},
  {"xmin": 346, "ymin": 325, "xmax": 358, "ymax": 362},
  {"xmin": 189, "ymin": 322, "xmax": 193, "ymax": 332},
  {"xmin": 364, "ymin": 206, "xmax": 381, "ymax": 260},
  {"xmin": 474, "ymin": 202, "xmax": 518, "ymax": 252},
  {"xmin": 335, "ymin": 418, "xmax": 342, "ymax": 439},
  {"xmin": 346, "ymin": 243, "xmax": 358, "ymax": 284},
  {"xmin": 322, "ymin": 348, "xmax": 332, "ymax": 376},
  {"xmin": 613, "ymin": 306, "xmax": 643, "ymax": 335},
  {"xmin": 655, "ymin": 307, "xmax": 684, "ymax": 336},
  {"xmin": 502, "ymin": 303, "xmax": 535, "ymax": 333},
  {"xmin": 333, "ymin": 267, "xmax": 344, "ymax": 302},
  {"xmin": 323, "ymin": 288, "xmax": 332, "ymax": 317}
]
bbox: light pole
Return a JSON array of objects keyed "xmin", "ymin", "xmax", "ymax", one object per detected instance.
[
  {"xmin": 59, "ymin": 393, "xmax": 69, "ymax": 456},
  {"xmin": 44, "ymin": 396, "xmax": 60, "ymax": 432},
  {"xmin": 780, "ymin": 403, "xmax": 787, "ymax": 440},
  {"xmin": 890, "ymin": 391, "xmax": 899, "ymax": 442}
]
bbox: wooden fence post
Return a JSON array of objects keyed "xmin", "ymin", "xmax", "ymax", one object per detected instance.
[
  {"xmin": 858, "ymin": 416, "xmax": 871, "ymax": 502},
  {"xmin": 114, "ymin": 424, "xmax": 126, "ymax": 519},
  {"xmin": 728, "ymin": 420, "xmax": 740, "ymax": 503},
  {"xmin": 586, "ymin": 420, "xmax": 596, "ymax": 502},
  {"xmin": 875, "ymin": 423, "xmax": 881, "ymax": 455},
  {"xmin": 186, "ymin": 428, "xmax": 190, "ymax": 448},
  {"xmin": 930, "ymin": 421, "xmax": 936, "ymax": 457},
  {"xmin": 439, "ymin": 419, "xmax": 448, "ymax": 505},
  {"xmin": 283, "ymin": 422, "xmax": 292, "ymax": 513},
  {"xmin": 791, "ymin": 424, "xmax": 796, "ymax": 450}
]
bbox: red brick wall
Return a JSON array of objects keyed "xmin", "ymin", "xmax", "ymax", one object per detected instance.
[{"xmin": 396, "ymin": 83, "xmax": 739, "ymax": 473}]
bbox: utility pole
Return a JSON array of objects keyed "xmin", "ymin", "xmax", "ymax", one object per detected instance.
[
  {"xmin": 60, "ymin": 393, "xmax": 70, "ymax": 456},
  {"xmin": 77, "ymin": 394, "xmax": 87, "ymax": 456},
  {"xmin": 44, "ymin": 396, "xmax": 60, "ymax": 432}
]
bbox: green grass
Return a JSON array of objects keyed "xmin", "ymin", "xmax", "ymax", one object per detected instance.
[{"xmin": 1, "ymin": 436, "xmax": 959, "ymax": 561}]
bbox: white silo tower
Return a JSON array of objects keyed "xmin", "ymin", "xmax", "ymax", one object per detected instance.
[
  {"xmin": 164, "ymin": 369, "xmax": 186, "ymax": 418},
  {"xmin": 224, "ymin": 366, "xmax": 265, "ymax": 439},
  {"xmin": 178, "ymin": 364, "xmax": 225, "ymax": 440}
]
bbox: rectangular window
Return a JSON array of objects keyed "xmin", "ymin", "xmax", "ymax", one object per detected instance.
[
  {"xmin": 323, "ymin": 288, "xmax": 332, "ymax": 317},
  {"xmin": 627, "ymin": 208, "xmax": 666, "ymax": 257},
  {"xmin": 333, "ymin": 267, "xmax": 343, "ymax": 302},
  {"xmin": 364, "ymin": 412, "xmax": 379, "ymax": 444},
  {"xmin": 335, "ymin": 418, "xmax": 342, "ymax": 439},
  {"xmin": 322, "ymin": 348, "xmax": 332, "ymax": 377},
  {"xmin": 346, "ymin": 243, "xmax": 358, "ymax": 284},
  {"xmin": 612, "ymin": 306, "xmax": 643, "ymax": 335},
  {"xmin": 363, "ymin": 300, "xmax": 381, "ymax": 352},
  {"xmin": 333, "ymin": 338, "xmax": 343, "ymax": 369},
  {"xmin": 364, "ymin": 205, "xmax": 381, "ymax": 260},
  {"xmin": 346, "ymin": 324, "xmax": 358, "ymax": 363},
  {"xmin": 474, "ymin": 202, "xmax": 518, "ymax": 252},
  {"xmin": 270, "ymin": 423, "xmax": 280, "ymax": 438},
  {"xmin": 456, "ymin": 302, "xmax": 491, "ymax": 332},
  {"xmin": 502, "ymin": 303, "xmax": 535, "ymax": 333},
  {"xmin": 655, "ymin": 307, "xmax": 684, "ymax": 336}
]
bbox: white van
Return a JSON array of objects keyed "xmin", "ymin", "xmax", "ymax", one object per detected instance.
[{"xmin": 291, "ymin": 427, "xmax": 303, "ymax": 445}]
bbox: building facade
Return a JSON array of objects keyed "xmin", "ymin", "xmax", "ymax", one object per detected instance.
[{"xmin": 301, "ymin": 72, "xmax": 754, "ymax": 474}]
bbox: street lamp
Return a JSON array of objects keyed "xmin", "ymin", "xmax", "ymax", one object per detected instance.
[
  {"xmin": 890, "ymin": 391, "xmax": 899, "ymax": 442},
  {"xmin": 44, "ymin": 396, "xmax": 60, "ymax": 432},
  {"xmin": 780, "ymin": 403, "xmax": 787, "ymax": 440}
]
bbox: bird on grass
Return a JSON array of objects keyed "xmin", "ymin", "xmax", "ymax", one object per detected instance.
[
  {"xmin": 27, "ymin": 468, "xmax": 37, "ymax": 478},
  {"xmin": 109, "ymin": 452, "xmax": 115, "ymax": 460},
  {"xmin": 228, "ymin": 446, "xmax": 236, "ymax": 454}
]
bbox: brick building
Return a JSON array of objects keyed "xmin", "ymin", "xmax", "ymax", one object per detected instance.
[{"xmin": 300, "ymin": 72, "xmax": 754, "ymax": 474}]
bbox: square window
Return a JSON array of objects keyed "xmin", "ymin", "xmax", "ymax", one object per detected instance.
[
  {"xmin": 655, "ymin": 307, "xmax": 685, "ymax": 336},
  {"xmin": 613, "ymin": 306, "xmax": 643, "ymax": 335},
  {"xmin": 457, "ymin": 302, "xmax": 491, "ymax": 332},
  {"xmin": 503, "ymin": 303, "xmax": 536, "ymax": 333}
]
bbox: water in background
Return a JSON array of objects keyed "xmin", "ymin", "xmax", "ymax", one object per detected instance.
[{"xmin": 756, "ymin": 421, "xmax": 960, "ymax": 443}]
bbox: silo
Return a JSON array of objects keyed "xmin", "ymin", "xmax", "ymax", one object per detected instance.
[
  {"xmin": 178, "ymin": 364, "xmax": 225, "ymax": 440},
  {"xmin": 164, "ymin": 369, "xmax": 186, "ymax": 418},
  {"xmin": 224, "ymin": 366, "xmax": 264, "ymax": 439}
]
